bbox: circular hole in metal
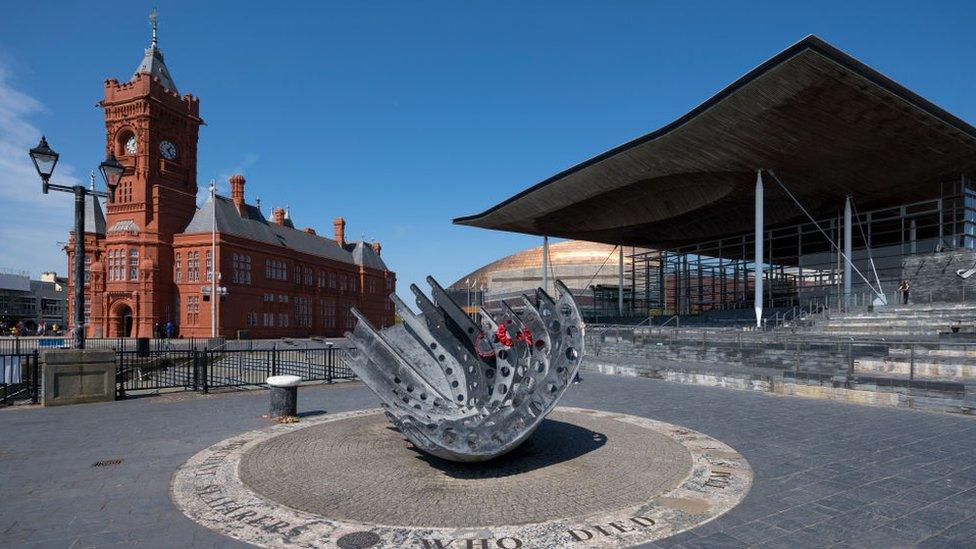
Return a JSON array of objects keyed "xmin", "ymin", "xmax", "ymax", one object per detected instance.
[
  {"xmin": 456, "ymin": 394, "xmax": 464, "ymax": 402},
  {"xmin": 500, "ymin": 366, "xmax": 511, "ymax": 377},
  {"xmin": 438, "ymin": 354, "xmax": 446, "ymax": 361},
  {"xmin": 451, "ymin": 380, "xmax": 459, "ymax": 388},
  {"xmin": 420, "ymin": 393, "xmax": 427, "ymax": 400},
  {"xmin": 497, "ymin": 350, "xmax": 508, "ymax": 361},
  {"xmin": 566, "ymin": 347, "xmax": 578, "ymax": 361},
  {"xmin": 445, "ymin": 367, "xmax": 453, "ymax": 375},
  {"xmin": 467, "ymin": 327, "xmax": 475, "ymax": 334},
  {"xmin": 393, "ymin": 376, "xmax": 401, "ymax": 384},
  {"xmin": 429, "ymin": 341, "xmax": 437, "ymax": 350},
  {"xmin": 499, "ymin": 384, "xmax": 507, "ymax": 394},
  {"xmin": 406, "ymin": 385, "xmax": 414, "ymax": 392},
  {"xmin": 560, "ymin": 304, "xmax": 572, "ymax": 317},
  {"xmin": 534, "ymin": 339, "xmax": 546, "ymax": 351},
  {"xmin": 536, "ymin": 362, "xmax": 545, "ymax": 373},
  {"xmin": 548, "ymin": 383, "xmax": 558, "ymax": 393}
]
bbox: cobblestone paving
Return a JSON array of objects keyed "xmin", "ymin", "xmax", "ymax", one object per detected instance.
[
  {"xmin": 239, "ymin": 410, "xmax": 692, "ymax": 527},
  {"xmin": 2, "ymin": 374, "xmax": 976, "ymax": 547}
]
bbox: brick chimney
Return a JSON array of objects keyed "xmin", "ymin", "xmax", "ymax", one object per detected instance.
[
  {"xmin": 333, "ymin": 217, "xmax": 346, "ymax": 247},
  {"xmin": 272, "ymin": 207, "xmax": 286, "ymax": 225},
  {"xmin": 229, "ymin": 174, "xmax": 245, "ymax": 212},
  {"xmin": 371, "ymin": 241, "xmax": 382, "ymax": 256}
]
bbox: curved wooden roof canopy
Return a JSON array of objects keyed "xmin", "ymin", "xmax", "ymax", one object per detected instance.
[{"xmin": 453, "ymin": 35, "xmax": 976, "ymax": 250}]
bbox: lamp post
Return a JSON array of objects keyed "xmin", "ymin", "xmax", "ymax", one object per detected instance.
[{"xmin": 29, "ymin": 136, "xmax": 121, "ymax": 349}]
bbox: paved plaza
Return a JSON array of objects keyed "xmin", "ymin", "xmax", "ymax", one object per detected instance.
[{"xmin": 3, "ymin": 373, "xmax": 976, "ymax": 548}]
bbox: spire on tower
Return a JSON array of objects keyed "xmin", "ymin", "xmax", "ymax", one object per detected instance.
[
  {"xmin": 132, "ymin": 8, "xmax": 178, "ymax": 93},
  {"xmin": 149, "ymin": 7, "xmax": 158, "ymax": 48}
]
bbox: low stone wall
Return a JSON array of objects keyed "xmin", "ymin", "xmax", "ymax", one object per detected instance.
[
  {"xmin": 584, "ymin": 359, "xmax": 774, "ymax": 393},
  {"xmin": 583, "ymin": 356, "xmax": 975, "ymax": 416},
  {"xmin": 40, "ymin": 349, "xmax": 116, "ymax": 406},
  {"xmin": 856, "ymin": 358, "xmax": 976, "ymax": 380}
]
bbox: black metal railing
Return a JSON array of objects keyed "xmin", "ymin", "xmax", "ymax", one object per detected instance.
[
  {"xmin": 1, "ymin": 344, "xmax": 352, "ymax": 403},
  {"xmin": 116, "ymin": 346, "xmax": 352, "ymax": 397},
  {"xmin": 1, "ymin": 351, "xmax": 39, "ymax": 406}
]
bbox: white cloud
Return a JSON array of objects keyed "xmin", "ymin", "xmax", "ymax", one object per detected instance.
[{"xmin": 0, "ymin": 62, "xmax": 81, "ymax": 278}]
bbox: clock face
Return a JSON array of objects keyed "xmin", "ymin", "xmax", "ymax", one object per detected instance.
[
  {"xmin": 160, "ymin": 140, "xmax": 178, "ymax": 160},
  {"xmin": 124, "ymin": 136, "xmax": 137, "ymax": 155}
]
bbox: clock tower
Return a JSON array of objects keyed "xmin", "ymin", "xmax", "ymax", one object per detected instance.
[{"xmin": 92, "ymin": 10, "xmax": 203, "ymax": 336}]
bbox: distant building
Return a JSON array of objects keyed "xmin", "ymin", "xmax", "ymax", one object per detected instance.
[
  {"xmin": 449, "ymin": 240, "xmax": 653, "ymax": 316},
  {"xmin": 66, "ymin": 20, "xmax": 395, "ymax": 338},
  {"xmin": 0, "ymin": 271, "xmax": 67, "ymax": 332}
]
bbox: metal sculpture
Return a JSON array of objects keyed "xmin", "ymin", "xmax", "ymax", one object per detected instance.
[{"xmin": 344, "ymin": 277, "xmax": 585, "ymax": 462}]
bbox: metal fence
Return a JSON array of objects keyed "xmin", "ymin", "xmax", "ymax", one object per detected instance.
[
  {"xmin": 0, "ymin": 345, "xmax": 352, "ymax": 405},
  {"xmin": 116, "ymin": 346, "xmax": 353, "ymax": 397},
  {"xmin": 1, "ymin": 351, "xmax": 39, "ymax": 406}
]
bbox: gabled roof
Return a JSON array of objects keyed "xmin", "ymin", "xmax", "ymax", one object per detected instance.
[
  {"xmin": 180, "ymin": 195, "xmax": 387, "ymax": 270},
  {"xmin": 453, "ymin": 35, "xmax": 976, "ymax": 249}
]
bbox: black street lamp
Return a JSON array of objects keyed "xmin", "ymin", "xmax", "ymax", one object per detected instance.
[{"xmin": 29, "ymin": 136, "xmax": 118, "ymax": 349}]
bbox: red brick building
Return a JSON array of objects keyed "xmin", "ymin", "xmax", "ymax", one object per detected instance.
[{"xmin": 66, "ymin": 27, "xmax": 395, "ymax": 338}]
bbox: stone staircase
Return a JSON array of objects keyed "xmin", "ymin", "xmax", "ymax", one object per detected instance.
[
  {"xmin": 586, "ymin": 323, "xmax": 976, "ymax": 415},
  {"xmin": 797, "ymin": 302, "xmax": 976, "ymax": 338}
]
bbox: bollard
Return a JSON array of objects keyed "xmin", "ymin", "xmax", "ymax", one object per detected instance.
[{"xmin": 267, "ymin": 374, "xmax": 301, "ymax": 418}]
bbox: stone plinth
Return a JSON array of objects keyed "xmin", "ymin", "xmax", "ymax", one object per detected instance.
[{"xmin": 40, "ymin": 349, "xmax": 116, "ymax": 407}]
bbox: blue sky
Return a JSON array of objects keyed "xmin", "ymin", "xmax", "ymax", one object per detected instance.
[{"xmin": 1, "ymin": 1, "xmax": 974, "ymax": 297}]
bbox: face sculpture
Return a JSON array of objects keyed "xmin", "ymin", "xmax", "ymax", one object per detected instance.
[{"xmin": 344, "ymin": 277, "xmax": 585, "ymax": 462}]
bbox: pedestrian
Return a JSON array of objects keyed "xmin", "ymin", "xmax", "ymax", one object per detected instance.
[
  {"xmin": 164, "ymin": 321, "xmax": 174, "ymax": 339},
  {"xmin": 898, "ymin": 279, "xmax": 911, "ymax": 305},
  {"xmin": 153, "ymin": 322, "xmax": 160, "ymax": 339}
]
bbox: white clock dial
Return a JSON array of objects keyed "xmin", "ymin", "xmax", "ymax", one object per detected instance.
[
  {"xmin": 160, "ymin": 140, "xmax": 178, "ymax": 160},
  {"xmin": 124, "ymin": 136, "xmax": 137, "ymax": 155}
]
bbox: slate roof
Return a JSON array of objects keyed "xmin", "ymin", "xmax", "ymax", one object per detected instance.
[
  {"xmin": 352, "ymin": 241, "xmax": 388, "ymax": 271},
  {"xmin": 85, "ymin": 194, "xmax": 106, "ymax": 236},
  {"xmin": 133, "ymin": 44, "xmax": 177, "ymax": 93},
  {"xmin": 180, "ymin": 195, "xmax": 388, "ymax": 270}
]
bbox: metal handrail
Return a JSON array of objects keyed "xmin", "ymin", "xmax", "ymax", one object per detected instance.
[{"xmin": 660, "ymin": 315, "xmax": 680, "ymax": 328}]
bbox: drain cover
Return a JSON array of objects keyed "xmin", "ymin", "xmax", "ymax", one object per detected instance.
[{"xmin": 92, "ymin": 459, "xmax": 123, "ymax": 467}]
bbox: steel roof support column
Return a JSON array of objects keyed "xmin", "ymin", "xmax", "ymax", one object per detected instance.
[
  {"xmin": 844, "ymin": 195, "xmax": 852, "ymax": 311},
  {"xmin": 541, "ymin": 236, "xmax": 549, "ymax": 295},
  {"xmin": 618, "ymin": 246, "xmax": 624, "ymax": 316},
  {"xmin": 754, "ymin": 170, "xmax": 764, "ymax": 328}
]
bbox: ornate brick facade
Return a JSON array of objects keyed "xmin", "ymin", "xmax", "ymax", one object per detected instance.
[{"xmin": 66, "ymin": 29, "xmax": 394, "ymax": 338}]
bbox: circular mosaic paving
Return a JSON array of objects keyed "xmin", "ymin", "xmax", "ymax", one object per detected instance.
[{"xmin": 171, "ymin": 407, "xmax": 752, "ymax": 548}]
